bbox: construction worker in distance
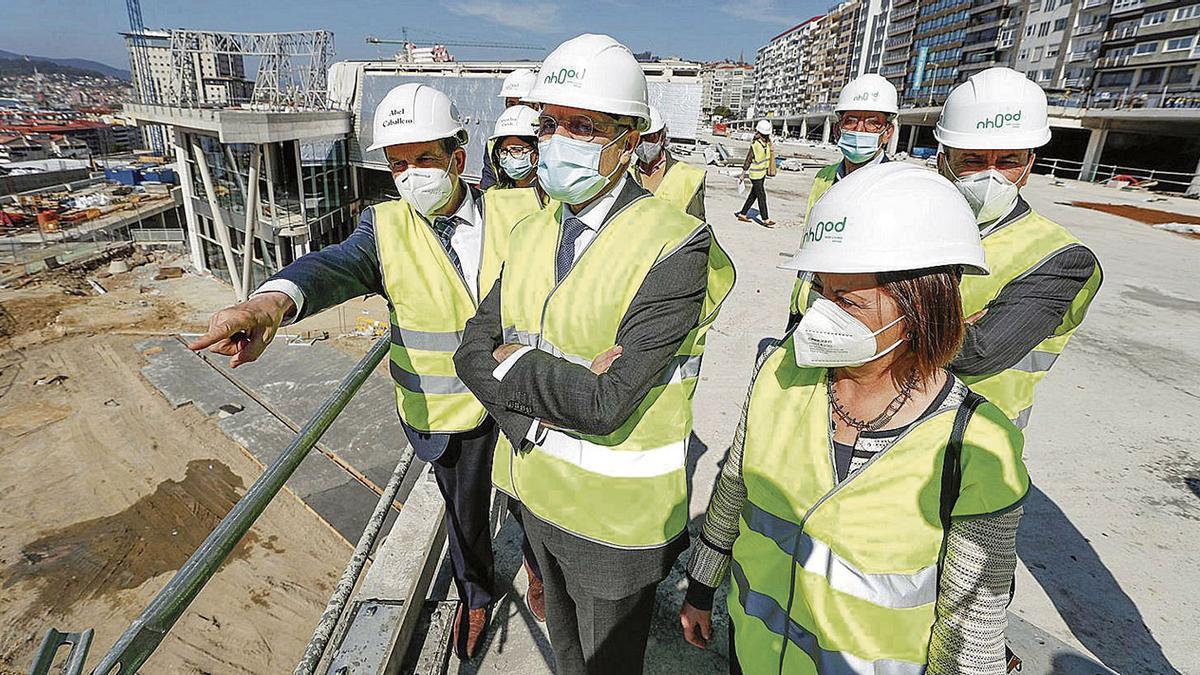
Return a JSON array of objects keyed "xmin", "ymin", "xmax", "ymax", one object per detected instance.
[
  {"xmin": 935, "ymin": 66, "xmax": 1102, "ymax": 430},
  {"xmin": 454, "ymin": 33, "xmax": 735, "ymax": 674},
  {"xmin": 682, "ymin": 162, "xmax": 1029, "ymax": 674},
  {"xmin": 632, "ymin": 104, "xmax": 706, "ymax": 219},
  {"xmin": 489, "ymin": 104, "xmax": 547, "ymax": 202},
  {"xmin": 786, "ymin": 73, "xmax": 899, "ymax": 332},
  {"xmin": 187, "ymin": 83, "xmax": 547, "ymax": 660},
  {"xmin": 480, "ymin": 68, "xmax": 538, "ymax": 190},
  {"xmin": 735, "ymin": 118, "xmax": 776, "ymax": 226}
]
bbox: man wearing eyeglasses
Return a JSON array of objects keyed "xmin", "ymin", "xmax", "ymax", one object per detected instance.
[
  {"xmin": 454, "ymin": 34, "xmax": 734, "ymax": 674},
  {"xmin": 786, "ymin": 73, "xmax": 899, "ymax": 332},
  {"xmin": 187, "ymin": 83, "xmax": 546, "ymax": 661}
]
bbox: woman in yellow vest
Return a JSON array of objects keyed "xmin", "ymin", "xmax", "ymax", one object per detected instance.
[
  {"xmin": 680, "ymin": 163, "xmax": 1030, "ymax": 674},
  {"xmin": 489, "ymin": 104, "xmax": 547, "ymax": 200},
  {"xmin": 736, "ymin": 118, "xmax": 776, "ymax": 227},
  {"xmin": 633, "ymin": 104, "xmax": 706, "ymax": 219}
]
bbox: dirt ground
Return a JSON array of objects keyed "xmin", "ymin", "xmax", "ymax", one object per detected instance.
[{"xmin": 0, "ymin": 253, "xmax": 355, "ymax": 674}]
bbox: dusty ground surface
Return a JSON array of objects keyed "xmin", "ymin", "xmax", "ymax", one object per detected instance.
[{"xmin": 0, "ymin": 256, "xmax": 357, "ymax": 674}]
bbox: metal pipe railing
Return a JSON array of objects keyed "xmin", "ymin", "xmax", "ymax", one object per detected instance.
[{"xmin": 29, "ymin": 335, "xmax": 391, "ymax": 675}]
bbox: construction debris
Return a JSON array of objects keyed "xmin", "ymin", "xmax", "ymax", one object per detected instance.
[
  {"xmin": 154, "ymin": 266, "xmax": 185, "ymax": 280},
  {"xmin": 34, "ymin": 375, "xmax": 68, "ymax": 386},
  {"xmin": 1070, "ymin": 201, "xmax": 1200, "ymax": 239},
  {"xmin": 87, "ymin": 279, "xmax": 108, "ymax": 295}
]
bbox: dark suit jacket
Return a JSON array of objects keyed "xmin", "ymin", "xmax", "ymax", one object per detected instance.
[
  {"xmin": 266, "ymin": 183, "xmax": 494, "ymax": 462},
  {"xmin": 453, "ymin": 179, "xmax": 711, "ymax": 468}
]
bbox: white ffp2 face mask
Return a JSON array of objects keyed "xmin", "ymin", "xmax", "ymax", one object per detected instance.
[
  {"xmin": 793, "ymin": 296, "xmax": 905, "ymax": 368},
  {"xmin": 635, "ymin": 138, "xmax": 664, "ymax": 164},
  {"xmin": 394, "ymin": 166, "xmax": 455, "ymax": 216},
  {"xmin": 946, "ymin": 157, "xmax": 1030, "ymax": 225}
]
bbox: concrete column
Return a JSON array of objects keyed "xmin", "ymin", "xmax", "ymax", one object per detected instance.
[
  {"xmin": 171, "ymin": 132, "xmax": 204, "ymax": 271},
  {"xmin": 800, "ymin": 118, "xmax": 808, "ymax": 140},
  {"xmin": 906, "ymin": 126, "xmax": 918, "ymax": 153},
  {"xmin": 888, "ymin": 123, "xmax": 901, "ymax": 155},
  {"xmin": 821, "ymin": 116, "xmax": 832, "ymax": 144},
  {"xmin": 1080, "ymin": 127, "xmax": 1109, "ymax": 183},
  {"xmin": 782, "ymin": 119, "xmax": 789, "ymax": 138},
  {"xmin": 1188, "ymin": 154, "xmax": 1200, "ymax": 197},
  {"xmin": 239, "ymin": 144, "xmax": 261, "ymax": 299}
]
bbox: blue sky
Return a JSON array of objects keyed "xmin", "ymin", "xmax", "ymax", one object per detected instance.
[{"xmin": 1, "ymin": 0, "xmax": 827, "ymax": 71}]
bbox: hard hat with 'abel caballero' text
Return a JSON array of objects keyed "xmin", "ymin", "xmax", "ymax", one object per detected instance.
[{"xmin": 366, "ymin": 83, "xmax": 468, "ymax": 152}]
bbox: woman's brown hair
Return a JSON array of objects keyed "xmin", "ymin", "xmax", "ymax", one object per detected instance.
[{"xmin": 877, "ymin": 266, "xmax": 965, "ymax": 381}]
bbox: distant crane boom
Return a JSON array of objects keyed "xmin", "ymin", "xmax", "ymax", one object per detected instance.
[{"xmin": 366, "ymin": 29, "xmax": 542, "ymax": 51}]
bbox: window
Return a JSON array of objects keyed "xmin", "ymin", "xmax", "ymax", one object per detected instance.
[
  {"xmin": 1039, "ymin": 21, "xmax": 1052, "ymax": 36},
  {"xmin": 1042, "ymin": 68, "xmax": 1055, "ymax": 81},
  {"xmin": 1138, "ymin": 67, "xmax": 1165, "ymax": 84},
  {"xmin": 1141, "ymin": 11, "xmax": 1168, "ymax": 26},
  {"xmin": 1169, "ymin": 64, "xmax": 1195, "ymax": 83},
  {"xmin": 1166, "ymin": 36, "xmax": 1195, "ymax": 51},
  {"xmin": 1033, "ymin": 46, "xmax": 1045, "ymax": 60},
  {"xmin": 1019, "ymin": 48, "xmax": 1029, "ymax": 59},
  {"xmin": 1029, "ymin": 0, "xmax": 1039, "ymax": 11},
  {"xmin": 1054, "ymin": 17, "xmax": 1068, "ymax": 30},
  {"xmin": 1098, "ymin": 70, "xmax": 1135, "ymax": 86},
  {"xmin": 1176, "ymin": 5, "xmax": 1200, "ymax": 19},
  {"xmin": 1134, "ymin": 41, "xmax": 1159, "ymax": 54},
  {"xmin": 1048, "ymin": 46, "xmax": 1060, "ymax": 58},
  {"xmin": 1026, "ymin": 25, "xmax": 1036, "ymax": 36},
  {"xmin": 1044, "ymin": 0, "xmax": 1054, "ymax": 10}
]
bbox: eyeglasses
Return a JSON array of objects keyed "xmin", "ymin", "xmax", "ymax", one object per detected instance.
[
  {"xmin": 497, "ymin": 145, "xmax": 534, "ymax": 159},
  {"xmin": 839, "ymin": 115, "xmax": 889, "ymax": 133},
  {"xmin": 537, "ymin": 113, "xmax": 624, "ymax": 142}
]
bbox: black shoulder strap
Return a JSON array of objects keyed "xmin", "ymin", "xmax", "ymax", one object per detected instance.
[{"xmin": 939, "ymin": 389, "xmax": 987, "ymax": 531}]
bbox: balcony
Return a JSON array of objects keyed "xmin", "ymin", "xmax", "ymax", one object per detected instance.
[
  {"xmin": 1097, "ymin": 54, "xmax": 1131, "ymax": 67},
  {"xmin": 1104, "ymin": 25, "xmax": 1138, "ymax": 40},
  {"xmin": 1074, "ymin": 22, "xmax": 1104, "ymax": 36},
  {"xmin": 1063, "ymin": 76, "xmax": 1092, "ymax": 87},
  {"xmin": 1081, "ymin": 0, "xmax": 1108, "ymax": 7},
  {"xmin": 893, "ymin": 4, "xmax": 920, "ymax": 20},
  {"xmin": 1111, "ymin": 0, "xmax": 1144, "ymax": 12},
  {"xmin": 1066, "ymin": 50, "xmax": 1095, "ymax": 61}
]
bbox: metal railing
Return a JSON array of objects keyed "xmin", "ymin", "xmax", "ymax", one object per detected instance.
[
  {"xmin": 1037, "ymin": 156, "xmax": 1198, "ymax": 190},
  {"xmin": 29, "ymin": 336, "xmax": 397, "ymax": 675}
]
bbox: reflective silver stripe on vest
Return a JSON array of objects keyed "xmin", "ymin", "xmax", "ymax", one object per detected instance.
[
  {"xmin": 389, "ymin": 361, "xmax": 473, "ymax": 395},
  {"xmin": 1011, "ymin": 350, "xmax": 1058, "ymax": 374},
  {"xmin": 743, "ymin": 503, "xmax": 938, "ymax": 610},
  {"xmin": 731, "ymin": 561, "xmax": 927, "ymax": 675},
  {"xmin": 391, "ymin": 325, "xmax": 464, "ymax": 351},
  {"xmin": 1014, "ymin": 406, "xmax": 1033, "ymax": 429}
]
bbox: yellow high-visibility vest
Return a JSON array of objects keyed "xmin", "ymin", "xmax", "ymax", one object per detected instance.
[
  {"xmin": 788, "ymin": 163, "xmax": 839, "ymax": 322},
  {"xmin": 375, "ymin": 187, "xmax": 543, "ymax": 432},
  {"xmin": 730, "ymin": 337, "xmax": 1028, "ymax": 674},
  {"xmin": 493, "ymin": 194, "xmax": 735, "ymax": 548},
  {"xmin": 959, "ymin": 209, "xmax": 1102, "ymax": 428},
  {"xmin": 646, "ymin": 160, "xmax": 705, "ymax": 212},
  {"xmin": 749, "ymin": 138, "xmax": 773, "ymax": 180}
]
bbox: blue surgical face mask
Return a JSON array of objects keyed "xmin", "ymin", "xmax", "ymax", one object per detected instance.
[
  {"xmin": 500, "ymin": 153, "xmax": 535, "ymax": 180},
  {"xmin": 537, "ymin": 130, "xmax": 630, "ymax": 205},
  {"xmin": 838, "ymin": 129, "xmax": 881, "ymax": 164}
]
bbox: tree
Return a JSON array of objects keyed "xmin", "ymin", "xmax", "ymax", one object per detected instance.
[{"xmin": 713, "ymin": 105, "xmax": 733, "ymax": 119}]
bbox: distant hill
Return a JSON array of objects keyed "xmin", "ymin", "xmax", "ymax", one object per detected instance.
[{"xmin": 0, "ymin": 50, "xmax": 129, "ymax": 80}]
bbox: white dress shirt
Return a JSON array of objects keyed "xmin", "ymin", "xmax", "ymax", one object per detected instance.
[{"xmin": 253, "ymin": 181, "xmax": 483, "ymax": 322}]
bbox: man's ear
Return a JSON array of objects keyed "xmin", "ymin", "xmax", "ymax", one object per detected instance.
[
  {"xmin": 452, "ymin": 146, "xmax": 467, "ymax": 175},
  {"xmin": 1018, "ymin": 152, "xmax": 1036, "ymax": 189}
]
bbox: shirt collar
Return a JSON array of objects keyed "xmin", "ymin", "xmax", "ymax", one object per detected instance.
[
  {"xmin": 563, "ymin": 174, "xmax": 628, "ymax": 232},
  {"xmin": 445, "ymin": 180, "xmax": 480, "ymax": 227},
  {"xmin": 979, "ymin": 195, "xmax": 1031, "ymax": 237}
]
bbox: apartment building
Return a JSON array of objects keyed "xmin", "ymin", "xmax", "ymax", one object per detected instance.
[
  {"xmin": 1063, "ymin": 0, "xmax": 1113, "ymax": 91},
  {"xmin": 881, "ymin": 0, "xmax": 920, "ymax": 92},
  {"xmin": 807, "ymin": 0, "xmax": 866, "ymax": 108},
  {"xmin": 858, "ymin": 0, "xmax": 894, "ymax": 75},
  {"xmin": 701, "ymin": 62, "xmax": 755, "ymax": 119},
  {"xmin": 960, "ymin": 0, "xmax": 1024, "ymax": 81},
  {"xmin": 123, "ymin": 30, "xmax": 254, "ymax": 106},
  {"xmin": 1092, "ymin": 0, "xmax": 1200, "ymax": 106},
  {"xmin": 755, "ymin": 17, "xmax": 823, "ymax": 116}
]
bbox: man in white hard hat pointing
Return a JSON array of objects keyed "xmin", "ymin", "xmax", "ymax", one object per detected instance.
[
  {"xmin": 787, "ymin": 73, "xmax": 899, "ymax": 330},
  {"xmin": 480, "ymin": 68, "xmax": 538, "ymax": 190},
  {"xmin": 188, "ymin": 83, "xmax": 547, "ymax": 659},
  {"xmin": 935, "ymin": 67, "xmax": 1102, "ymax": 431},
  {"xmin": 455, "ymin": 33, "xmax": 735, "ymax": 674},
  {"xmin": 632, "ymin": 104, "xmax": 706, "ymax": 219}
]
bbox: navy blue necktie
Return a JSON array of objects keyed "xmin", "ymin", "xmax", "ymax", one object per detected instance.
[
  {"xmin": 433, "ymin": 216, "xmax": 463, "ymax": 275},
  {"xmin": 556, "ymin": 217, "xmax": 588, "ymax": 284}
]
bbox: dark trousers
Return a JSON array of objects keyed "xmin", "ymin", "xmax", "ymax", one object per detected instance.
[
  {"xmin": 521, "ymin": 506, "xmax": 684, "ymax": 675},
  {"xmin": 431, "ymin": 420, "xmax": 540, "ymax": 609},
  {"xmin": 738, "ymin": 177, "xmax": 769, "ymax": 221}
]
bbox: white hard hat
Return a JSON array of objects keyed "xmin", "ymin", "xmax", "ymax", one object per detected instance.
[
  {"xmin": 366, "ymin": 83, "xmax": 468, "ymax": 152},
  {"xmin": 780, "ymin": 163, "xmax": 988, "ymax": 275},
  {"xmin": 756, "ymin": 119, "xmax": 772, "ymax": 136},
  {"xmin": 645, "ymin": 105, "xmax": 665, "ymax": 135},
  {"xmin": 835, "ymin": 73, "xmax": 899, "ymax": 115},
  {"xmin": 934, "ymin": 67, "xmax": 1051, "ymax": 150},
  {"xmin": 491, "ymin": 104, "xmax": 540, "ymax": 140},
  {"xmin": 498, "ymin": 68, "xmax": 537, "ymax": 100},
  {"xmin": 526, "ymin": 34, "xmax": 650, "ymax": 131}
]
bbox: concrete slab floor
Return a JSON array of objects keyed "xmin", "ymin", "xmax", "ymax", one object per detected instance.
[{"xmin": 445, "ymin": 145, "xmax": 1198, "ymax": 674}]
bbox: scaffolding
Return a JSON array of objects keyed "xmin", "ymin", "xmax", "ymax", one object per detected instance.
[{"xmin": 167, "ymin": 30, "xmax": 334, "ymax": 110}]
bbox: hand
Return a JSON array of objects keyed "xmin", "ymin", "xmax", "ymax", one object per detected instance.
[
  {"xmin": 966, "ymin": 308, "xmax": 988, "ymax": 325},
  {"xmin": 679, "ymin": 602, "xmax": 712, "ymax": 649},
  {"xmin": 589, "ymin": 345, "xmax": 623, "ymax": 375},
  {"xmin": 493, "ymin": 342, "xmax": 525, "ymax": 364},
  {"xmin": 188, "ymin": 291, "xmax": 294, "ymax": 368},
  {"xmin": 739, "ymin": 170, "xmax": 747, "ymax": 181}
]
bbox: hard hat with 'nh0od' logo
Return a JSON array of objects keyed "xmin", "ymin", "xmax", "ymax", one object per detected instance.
[
  {"xmin": 934, "ymin": 67, "xmax": 1051, "ymax": 150},
  {"xmin": 526, "ymin": 34, "xmax": 650, "ymax": 131},
  {"xmin": 780, "ymin": 163, "xmax": 989, "ymax": 276}
]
